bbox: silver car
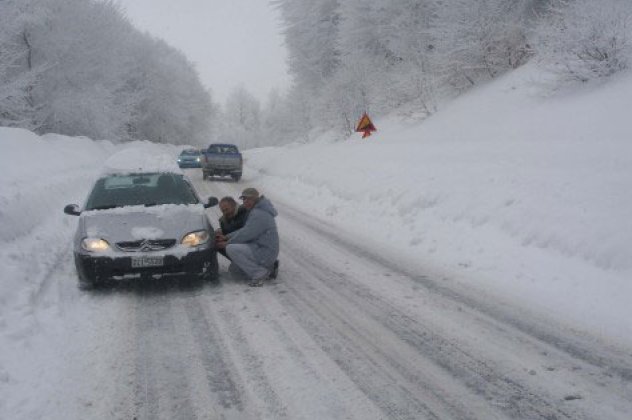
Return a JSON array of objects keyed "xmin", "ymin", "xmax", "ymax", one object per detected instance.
[{"xmin": 64, "ymin": 171, "xmax": 219, "ymax": 288}]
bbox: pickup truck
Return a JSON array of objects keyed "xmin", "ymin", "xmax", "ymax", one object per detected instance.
[{"xmin": 201, "ymin": 143, "xmax": 243, "ymax": 182}]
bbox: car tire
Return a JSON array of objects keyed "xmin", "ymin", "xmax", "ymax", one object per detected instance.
[
  {"xmin": 199, "ymin": 252, "xmax": 219, "ymax": 282},
  {"xmin": 202, "ymin": 171, "xmax": 209, "ymax": 180},
  {"xmin": 77, "ymin": 269, "xmax": 103, "ymax": 290},
  {"xmin": 74, "ymin": 256, "xmax": 103, "ymax": 290},
  {"xmin": 78, "ymin": 278, "xmax": 98, "ymax": 290},
  {"xmin": 232, "ymin": 174, "xmax": 241, "ymax": 182}
]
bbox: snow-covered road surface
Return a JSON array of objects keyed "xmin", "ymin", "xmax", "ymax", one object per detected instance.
[{"xmin": 3, "ymin": 173, "xmax": 631, "ymax": 420}]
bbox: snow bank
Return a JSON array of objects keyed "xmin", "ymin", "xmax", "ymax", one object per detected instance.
[
  {"xmin": 0, "ymin": 131, "xmax": 107, "ymax": 397},
  {"xmin": 244, "ymin": 64, "xmax": 632, "ymax": 345},
  {"xmin": 0, "ymin": 130, "xmax": 184, "ymax": 342},
  {"xmin": 0, "ymin": 129, "xmax": 114, "ymax": 241}
]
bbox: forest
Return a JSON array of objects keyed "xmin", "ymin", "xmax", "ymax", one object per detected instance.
[{"xmin": 1, "ymin": 0, "xmax": 630, "ymax": 147}]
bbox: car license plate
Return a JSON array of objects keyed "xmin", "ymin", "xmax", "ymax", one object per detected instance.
[{"xmin": 131, "ymin": 256, "xmax": 164, "ymax": 268}]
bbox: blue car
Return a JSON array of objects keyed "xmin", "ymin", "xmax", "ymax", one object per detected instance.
[{"xmin": 177, "ymin": 149, "xmax": 202, "ymax": 168}]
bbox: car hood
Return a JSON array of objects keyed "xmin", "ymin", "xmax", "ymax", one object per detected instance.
[{"xmin": 80, "ymin": 204, "xmax": 209, "ymax": 244}]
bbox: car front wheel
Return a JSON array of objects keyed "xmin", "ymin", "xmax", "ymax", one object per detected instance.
[
  {"xmin": 199, "ymin": 253, "xmax": 219, "ymax": 282},
  {"xmin": 75, "ymin": 256, "xmax": 103, "ymax": 289}
]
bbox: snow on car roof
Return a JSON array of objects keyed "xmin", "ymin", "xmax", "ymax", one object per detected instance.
[{"xmin": 101, "ymin": 147, "xmax": 182, "ymax": 175}]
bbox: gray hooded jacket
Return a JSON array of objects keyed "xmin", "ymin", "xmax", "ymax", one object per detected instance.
[{"xmin": 226, "ymin": 196, "xmax": 279, "ymax": 266}]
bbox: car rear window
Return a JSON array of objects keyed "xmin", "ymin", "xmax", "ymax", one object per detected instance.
[
  {"xmin": 207, "ymin": 145, "xmax": 238, "ymax": 154},
  {"xmin": 85, "ymin": 173, "xmax": 199, "ymax": 210}
]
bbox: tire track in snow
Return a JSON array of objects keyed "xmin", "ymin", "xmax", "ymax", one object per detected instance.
[
  {"xmin": 216, "ymin": 280, "xmax": 390, "ymax": 420},
  {"xmin": 275, "ymin": 279, "xmax": 459, "ymax": 420},
  {"xmin": 187, "ymin": 286, "xmax": 290, "ymax": 419},
  {"xmin": 276, "ymin": 204, "xmax": 632, "ymax": 419},
  {"xmin": 131, "ymin": 291, "xmax": 198, "ymax": 420},
  {"xmin": 279, "ymin": 202, "xmax": 632, "ymax": 383},
  {"xmin": 183, "ymin": 295, "xmax": 247, "ymax": 415},
  {"xmin": 280, "ymin": 244, "xmax": 576, "ymax": 420}
]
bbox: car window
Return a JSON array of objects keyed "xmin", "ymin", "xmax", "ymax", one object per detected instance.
[
  {"xmin": 180, "ymin": 149, "xmax": 199, "ymax": 156},
  {"xmin": 85, "ymin": 173, "xmax": 199, "ymax": 210},
  {"xmin": 208, "ymin": 145, "xmax": 238, "ymax": 154}
]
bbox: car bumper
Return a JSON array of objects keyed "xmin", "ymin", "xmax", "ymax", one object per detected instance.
[
  {"xmin": 178, "ymin": 162, "xmax": 201, "ymax": 168},
  {"xmin": 75, "ymin": 248, "xmax": 216, "ymax": 282},
  {"xmin": 203, "ymin": 168, "xmax": 242, "ymax": 176}
]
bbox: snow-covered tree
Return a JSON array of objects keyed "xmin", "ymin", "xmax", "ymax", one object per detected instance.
[
  {"xmin": 260, "ymin": 88, "xmax": 298, "ymax": 145},
  {"xmin": 536, "ymin": 0, "xmax": 632, "ymax": 82},
  {"xmin": 315, "ymin": 60, "xmax": 372, "ymax": 135},
  {"xmin": 0, "ymin": 0, "xmax": 216, "ymax": 144},
  {"xmin": 128, "ymin": 37, "xmax": 214, "ymax": 145},
  {"xmin": 435, "ymin": 0, "xmax": 533, "ymax": 89},
  {"xmin": 336, "ymin": 0, "xmax": 440, "ymax": 114},
  {"xmin": 30, "ymin": 0, "xmax": 140, "ymax": 139},
  {"xmin": 0, "ymin": 0, "xmax": 46, "ymax": 130},
  {"xmin": 219, "ymin": 86, "xmax": 261, "ymax": 149},
  {"xmin": 274, "ymin": 0, "xmax": 341, "ymax": 93}
]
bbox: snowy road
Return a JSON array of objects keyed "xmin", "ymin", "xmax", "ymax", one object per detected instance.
[{"xmin": 10, "ymin": 172, "xmax": 632, "ymax": 420}]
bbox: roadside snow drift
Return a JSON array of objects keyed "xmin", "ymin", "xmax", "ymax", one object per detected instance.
[{"xmin": 245, "ymin": 65, "xmax": 632, "ymax": 345}]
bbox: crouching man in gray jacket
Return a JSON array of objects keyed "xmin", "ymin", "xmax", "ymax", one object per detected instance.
[{"xmin": 223, "ymin": 187, "xmax": 279, "ymax": 287}]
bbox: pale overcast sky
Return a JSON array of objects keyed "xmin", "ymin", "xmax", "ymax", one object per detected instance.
[{"xmin": 117, "ymin": 0, "xmax": 290, "ymax": 104}]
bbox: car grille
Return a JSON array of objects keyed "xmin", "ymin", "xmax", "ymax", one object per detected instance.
[{"xmin": 116, "ymin": 239, "xmax": 177, "ymax": 252}]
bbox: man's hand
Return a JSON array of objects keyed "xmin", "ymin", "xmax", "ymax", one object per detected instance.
[{"xmin": 215, "ymin": 232, "xmax": 228, "ymax": 249}]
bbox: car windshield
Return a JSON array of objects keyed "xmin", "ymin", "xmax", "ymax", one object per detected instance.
[
  {"xmin": 84, "ymin": 173, "xmax": 199, "ymax": 210},
  {"xmin": 180, "ymin": 149, "xmax": 199, "ymax": 156}
]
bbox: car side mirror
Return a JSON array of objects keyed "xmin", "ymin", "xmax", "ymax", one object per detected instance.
[
  {"xmin": 204, "ymin": 197, "xmax": 219, "ymax": 208},
  {"xmin": 64, "ymin": 204, "xmax": 81, "ymax": 216}
]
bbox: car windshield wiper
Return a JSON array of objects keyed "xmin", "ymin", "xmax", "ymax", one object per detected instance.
[
  {"xmin": 90, "ymin": 204, "xmax": 119, "ymax": 210},
  {"xmin": 145, "ymin": 201, "xmax": 186, "ymax": 206}
]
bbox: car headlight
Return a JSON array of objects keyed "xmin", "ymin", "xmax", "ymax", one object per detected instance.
[
  {"xmin": 81, "ymin": 238, "xmax": 110, "ymax": 252},
  {"xmin": 181, "ymin": 230, "xmax": 210, "ymax": 247},
  {"xmin": 196, "ymin": 157, "xmax": 200, "ymax": 162}
]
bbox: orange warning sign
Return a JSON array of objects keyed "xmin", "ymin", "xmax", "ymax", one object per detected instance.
[{"xmin": 355, "ymin": 112, "xmax": 376, "ymax": 138}]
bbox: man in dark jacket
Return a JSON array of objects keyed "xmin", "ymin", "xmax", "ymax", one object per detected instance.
[
  {"xmin": 219, "ymin": 197, "xmax": 248, "ymax": 234},
  {"xmin": 222, "ymin": 188, "xmax": 279, "ymax": 287},
  {"xmin": 215, "ymin": 196, "xmax": 249, "ymax": 261}
]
